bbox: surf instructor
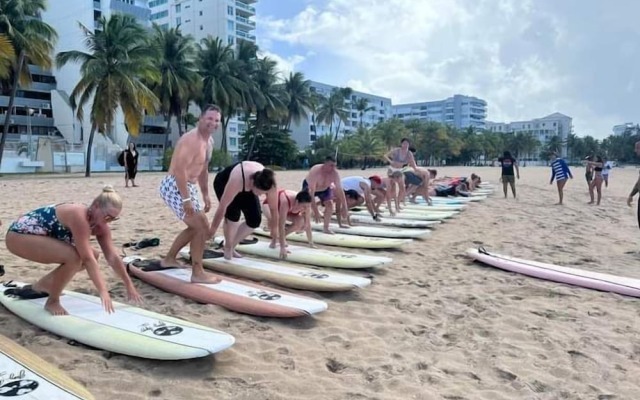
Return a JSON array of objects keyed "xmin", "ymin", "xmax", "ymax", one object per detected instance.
[
  {"xmin": 209, "ymin": 161, "xmax": 279, "ymax": 259},
  {"xmin": 159, "ymin": 104, "xmax": 221, "ymax": 284}
]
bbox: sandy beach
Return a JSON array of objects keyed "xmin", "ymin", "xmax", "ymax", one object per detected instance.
[{"xmin": 1, "ymin": 165, "xmax": 639, "ymax": 400}]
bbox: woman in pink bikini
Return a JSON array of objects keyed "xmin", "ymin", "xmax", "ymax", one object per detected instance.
[{"xmin": 262, "ymin": 190, "xmax": 314, "ymax": 259}]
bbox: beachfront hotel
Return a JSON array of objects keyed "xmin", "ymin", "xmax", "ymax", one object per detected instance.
[
  {"xmin": 287, "ymin": 81, "xmax": 393, "ymax": 149},
  {"xmin": 1, "ymin": 0, "xmax": 256, "ymax": 173},
  {"xmin": 392, "ymin": 95, "xmax": 488, "ymax": 130},
  {"xmin": 485, "ymin": 112, "xmax": 573, "ymax": 160}
]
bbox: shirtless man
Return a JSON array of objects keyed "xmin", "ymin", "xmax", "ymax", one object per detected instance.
[
  {"xmin": 209, "ymin": 161, "xmax": 279, "ymax": 259},
  {"xmin": 336, "ymin": 175, "xmax": 383, "ymax": 222},
  {"xmin": 159, "ymin": 104, "xmax": 220, "ymax": 283},
  {"xmin": 302, "ymin": 156, "xmax": 349, "ymax": 234}
]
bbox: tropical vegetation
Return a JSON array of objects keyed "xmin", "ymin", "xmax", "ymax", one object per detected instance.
[{"xmin": 0, "ymin": 6, "xmax": 638, "ymax": 173}]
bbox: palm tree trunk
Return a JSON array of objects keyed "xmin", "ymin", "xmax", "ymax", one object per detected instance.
[
  {"xmin": 163, "ymin": 114, "xmax": 172, "ymax": 152},
  {"xmin": 221, "ymin": 113, "xmax": 232, "ymax": 153},
  {"xmin": 85, "ymin": 125, "xmax": 97, "ymax": 177},
  {"xmin": 0, "ymin": 50, "xmax": 25, "ymax": 169}
]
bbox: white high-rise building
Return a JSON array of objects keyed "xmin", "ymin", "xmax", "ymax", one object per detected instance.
[
  {"xmin": 288, "ymin": 80, "xmax": 393, "ymax": 149},
  {"xmin": 392, "ymin": 95, "xmax": 487, "ymax": 130},
  {"xmin": 148, "ymin": 0, "xmax": 257, "ymax": 158},
  {"xmin": 485, "ymin": 112, "xmax": 573, "ymax": 159}
]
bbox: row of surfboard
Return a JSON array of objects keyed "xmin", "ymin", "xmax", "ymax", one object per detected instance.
[{"xmin": 0, "ymin": 183, "xmax": 524, "ymax": 399}]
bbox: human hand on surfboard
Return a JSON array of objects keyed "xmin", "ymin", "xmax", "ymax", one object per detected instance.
[
  {"xmin": 100, "ymin": 291, "xmax": 115, "ymax": 314},
  {"xmin": 126, "ymin": 284, "xmax": 143, "ymax": 304}
]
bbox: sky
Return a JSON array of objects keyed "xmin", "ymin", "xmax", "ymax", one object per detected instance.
[{"xmin": 254, "ymin": 0, "xmax": 639, "ymax": 139}]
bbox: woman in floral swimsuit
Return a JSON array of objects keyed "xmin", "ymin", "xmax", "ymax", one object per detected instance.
[{"xmin": 5, "ymin": 185, "xmax": 142, "ymax": 315}]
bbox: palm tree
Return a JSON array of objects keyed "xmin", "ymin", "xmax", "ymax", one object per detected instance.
[
  {"xmin": 245, "ymin": 56, "xmax": 286, "ymax": 160},
  {"xmin": 0, "ymin": 34, "xmax": 15, "ymax": 79},
  {"xmin": 197, "ymin": 36, "xmax": 245, "ymax": 152},
  {"xmin": 0, "ymin": 0, "xmax": 57, "ymax": 168},
  {"xmin": 283, "ymin": 71, "xmax": 312, "ymax": 130},
  {"xmin": 148, "ymin": 25, "xmax": 198, "ymax": 150},
  {"xmin": 354, "ymin": 98, "xmax": 374, "ymax": 127},
  {"xmin": 316, "ymin": 88, "xmax": 349, "ymax": 140},
  {"xmin": 56, "ymin": 14, "xmax": 159, "ymax": 177},
  {"xmin": 344, "ymin": 127, "xmax": 384, "ymax": 168}
]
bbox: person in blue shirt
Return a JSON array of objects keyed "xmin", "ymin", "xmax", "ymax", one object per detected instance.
[{"xmin": 549, "ymin": 152, "xmax": 573, "ymax": 205}]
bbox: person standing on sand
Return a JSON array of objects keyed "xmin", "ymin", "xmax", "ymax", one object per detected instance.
[
  {"xmin": 209, "ymin": 161, "xmax": 279, "ymax": 259},
  {"xmin": 549, "ymin": 152, "xmax": 573, "ymax": 205},
  {"xmin": 124, "ymin": 142, "xmax": 139, "ymax": 188},
  {"xmin": 383, "ymin": 138, "xmax": 419, "ymax": 211},
  {"xmin": 302, "ymin": 156, "xmax": 350, "ymax": 234},
  {"xmin": 4, "ymin": 186, "xmax": 142, "ymax": 315},
  {"xmin": 602, "ymin": 159, "xmax": 613, "ymax": 188},
  {"xmin": 586, "ymin": 156, "xmax": 604, "ymax": 205},
  {"xmin": 498, "ymin": 151, "xmax": 519, "ymax": 198},
  {"xmin": 158, "ymin": 104, "xmax": 221, "ymax": 284}
]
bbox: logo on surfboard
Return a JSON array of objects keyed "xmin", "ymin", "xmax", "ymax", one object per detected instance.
[
  {"xmin": 0, "ymin": 370, "xmax": 39, "ymax": 397},
  {"xmin": 300, "ymin": 272, "xmax": 329, "ymax": 279},
  {"xmin": 140, "ymin": 321, "xmax": 183, "ymax": 336},
  {"xmin": 247, "ymin": 290, "xmax": 281, "ymax": 301}
]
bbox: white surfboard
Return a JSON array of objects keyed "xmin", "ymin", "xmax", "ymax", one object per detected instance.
[
  {"xmin": 212, "ymin": 237, "xmax": 392, "ymax": 269},
  {"xmin": 342, "ymin": 215, "xmax": 440, "ymax": 228},
  {"xmin": 0, "ymin": 334, "xmax": 94, "ymax": 399},
  {"xmin": 352, "ymin": 210, "xmax": 456, "ymax": 221},
  {"xmin": 311, "ymin": 223, "xmax": 430, "ymax": 239},
  {"xmin": 179, "ymin": 247, "xmax": 370, "ymax": 292},
  {"xmin": 253, "ymin": 228, "xmax": 411, "ymax": 249},
  {"xmin": 0, "ymin": 281, "xmax": 235, "ymax": 360}
]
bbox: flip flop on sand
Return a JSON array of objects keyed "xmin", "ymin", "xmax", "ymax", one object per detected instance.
[
  {"xmin": 4, "ymin": 285, "xmax": 49, "ymax": 300},
  {"xmin": 123, "ymin": 238, "xmax": 160, "ymax": 250}
]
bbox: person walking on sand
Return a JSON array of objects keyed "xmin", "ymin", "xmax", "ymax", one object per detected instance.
[
  {"xmin": 586, "ymin": 156, "xmax": 604, "ymax": 205},
  {"xmin": 124, "ymin": 142, "xmax": 139, "ymax": 188},
  {"xmin": 4, "ymin": 186, "xmax": 143, "ymax": 315},
  {"xmin": 209, "ymin": 161, "xmax": 279, "ymax": 259},
  {"xmin": 302, "ymin": 156, "xmax": 350, "ymax": 234},
  {"xmin": 159, "ymin": 104, "xmax": 221, "ymax": 283},
  {"xmin": 549, "ymin": 152, "xmax": 573, "ymax": 205},
  {"xmin": 498, "ymin": 151, "xmax": 519, "ymax": 198}
]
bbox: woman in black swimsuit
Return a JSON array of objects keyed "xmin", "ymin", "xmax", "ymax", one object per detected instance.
[{"xmin": 587, "ymin": 156, "xmax": 604, "ymax": 205}]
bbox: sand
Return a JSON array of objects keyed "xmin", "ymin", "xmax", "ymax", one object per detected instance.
[{"xmin": 0, "ymin": 165, "xmax": 639, "ymax": 400}]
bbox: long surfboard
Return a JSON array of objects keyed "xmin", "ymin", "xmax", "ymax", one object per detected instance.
[
  {"xmin": 252, "ymin": 228, "xmax": 411, "ymax": 249},
  {"xmin": 179, "ymin": 247, "xmax": 370, "ymax": 292},
  {"xmin": 352, "ymin": 210, "xmax": 456, "ymax": 221},
  {"xmin": 0, "ymin": 333, "xmax": 94, "ymax": 399},
  {"xmin": 341, "ymin": 215, "xmax": 440, "ymax": 228},
  {"xmin": 466, "ymin": 248, "xmax": 640, "ymax": 298},
  {"xmin": 0, "ymin": 281, "xmax": 235, "ymax": 360},
  {"xmin": 124, "ymin": 256, "xmax": 327, "ymax": 318},
  {"xmin": 311, "ymin": 223, "xmax": 430, "ymax": 239},
  {"xmin": 212, "ymin": 237, "xmax": 392, "ymax": 269}
]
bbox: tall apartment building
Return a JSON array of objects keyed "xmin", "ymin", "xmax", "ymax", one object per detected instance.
[
  {"xmin": 148, "ymin": 0, "xmax": 257, "ymax": 158},
  {"xmin": 613, "ymin": 122, "xmax": 639, "ymax": 136},
  {"xmin": 485, "ymin": 112, "xmax": 573, "ymax": 159},
  {"xmin": 288, "ymin": 80, "xmax": 393, "ymax": 149},
  {"xmin": 392, "ymin": 95, "xmax": 487, "ymax": 130}
]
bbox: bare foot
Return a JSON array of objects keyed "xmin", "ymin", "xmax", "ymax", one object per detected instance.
[
  {"xmin": 190, "ymin": 271, "xmax": 221, "ymax": 284},
  {"xmin": 588, "ymin": 201, "xmax": 594, "ymax": 205},
  {"xmin": 160, "ymin": 258, "xmax": 184, "ymax": 268},
  {"xmin": 554, "ymin": 202, "xmax": 563, "ymax": 205},
  {"xmin": 233, "ymin": 250, "xmax": 243, "ymax": 258},
  {"xmin": 323, "ymin": 229, "xmax": 335, "ymax": 234},
  {"xmin": 44, "ymin": 299, "xmax": 68, "ymax": 316}
]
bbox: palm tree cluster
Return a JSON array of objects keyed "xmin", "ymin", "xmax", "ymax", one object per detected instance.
[{"xmin": 1, "ymin": 3, "xmax": 638, "ymax": 174}]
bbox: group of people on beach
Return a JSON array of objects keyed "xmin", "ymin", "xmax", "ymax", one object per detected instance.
[{"xmin": 0, "ymin": 105, "xmax": 492, "ymax": 316}]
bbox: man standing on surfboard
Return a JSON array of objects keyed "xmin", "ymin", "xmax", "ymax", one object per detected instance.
[
  {"xmin": 159, "ymin": 105, "xmax": 222, "ymax": 284},
  {"xmin": 302, "ymin": 156, "xmax": 350, "ymax": 234}
]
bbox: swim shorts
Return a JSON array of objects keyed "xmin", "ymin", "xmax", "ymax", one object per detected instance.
[{"xmin": 159, "ymin": 175, "xmax": 202, "ymax": 220}]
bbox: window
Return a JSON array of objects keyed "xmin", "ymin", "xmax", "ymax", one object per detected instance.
[
  {"xmin": 227, "ymin": 35, "xmax": 234, "ymax": 45},
  {"xmin": 175, "ymin": 4, "xmax": 181, "ymax": 12},
  {"xmin": 230, "ymin": 138, "xmax": 237, "ymax": 147},
  {"xmin": 227, "ymin": 5, "xmax": 234, "ymax": 15},
  {"xmin": 199, "ymin": 11, "xmax": 203, "ymax": 16},
  {"xmin": 176, "ymin": 17, "xmax": 181, "ymax": 25},
  {"xmin": 150, "ymin": 10, "xmax": 168, "ymax": 21},
  {"xmin": 227, "ymin": 20, "xmax": 234, "ymax": 31},
  {"xmin": 200, "ymin": 25, "xmax": 203, "ymax": 30},
  {"xmin": 148, "ymin": 0, "xmax": 168, "ymax": 7}
]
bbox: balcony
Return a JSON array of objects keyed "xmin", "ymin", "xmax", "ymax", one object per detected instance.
[
  {"xmin": 235, "ymin": 1, "xmax": 255, "ymax": 17},
  {"xmin": 236, "ymin": 30, "xmax": 256, "ymax": 41},
  {"xmin": 235, "ymin": 15, "xmax": 256, "ymax": 29},
  {"xmin": 1, "ymin": 113, "xmax": 55, "ymax": 127},
  {"xmin": 0, "ymin": 96, "xmax": 52, "ymax": 110},
  {"xmin": 143, "ymin": 115, "xmax": 167, "ymax": 127}
]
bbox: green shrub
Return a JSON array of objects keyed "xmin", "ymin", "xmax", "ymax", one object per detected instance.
[
  {"xmin": 162, "ymin": 147, "xmax": 174, "ymax": 171},
  {"xmin": 209, "ymin": 149, "xmax": 232, "ymax": 171}
]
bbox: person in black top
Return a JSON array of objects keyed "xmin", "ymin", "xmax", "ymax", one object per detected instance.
[
  {"xmin": 586, "ymin": 155, "xmax": 604, "ymax": 205},
  {"xmin": 498, "ymin": 151, "xmax": 519, "ymax": 198},
  {"xmin": 124, "ymin": 142, "xmax": 139, "ymax": 188}
]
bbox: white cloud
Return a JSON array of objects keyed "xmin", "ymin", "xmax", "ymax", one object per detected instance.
[
  {"xmin": 258, "ymin": 50, "xmax": 306, "ymax": 78},
  {"xmin": 259, "ymin": 0, "xmax": 640, "ymax": 138}
]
